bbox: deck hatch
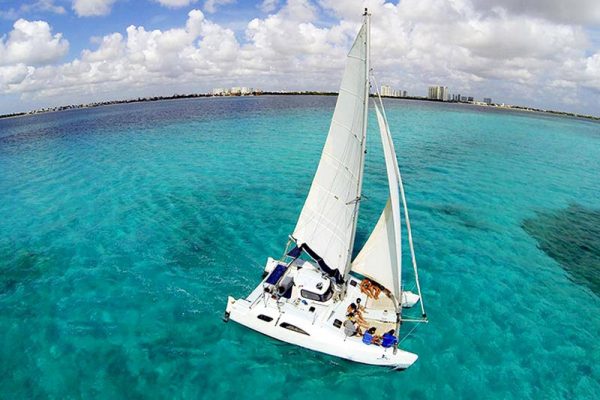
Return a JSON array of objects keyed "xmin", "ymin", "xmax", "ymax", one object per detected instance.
[
  {"xmin": 257, "ymin": 314, "xmax": 273, "ymax": 322},
  {"xmin": 279, "ymin": 322, "xmax": 310, "ymax": 336}
]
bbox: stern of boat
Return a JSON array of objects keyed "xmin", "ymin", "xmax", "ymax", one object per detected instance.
[
  {"xmin": 223, "ymin": 296, "xmax": 235, "ymax": 322},
  {"xmin": 387, "ymin": 349, "xmax": 418, "ymax": 370}
]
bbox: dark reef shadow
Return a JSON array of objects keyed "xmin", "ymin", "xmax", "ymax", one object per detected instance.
[{"xmin": 522, "ymin": 203, "xmax": 600, "ymax": 296}]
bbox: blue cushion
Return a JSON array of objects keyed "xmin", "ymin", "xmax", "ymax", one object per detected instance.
[{"xmin": 265, "ymin": 264, "xmax": 286, "ymax": 285}]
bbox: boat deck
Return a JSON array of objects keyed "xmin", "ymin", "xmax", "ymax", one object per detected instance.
[
  {"xmin": 334, "ymin": 276, "xmax": 397, "ymax": 338},
  {"xmin": 225, "ymin": 258, "xmax": 417, "ymax": 368}
]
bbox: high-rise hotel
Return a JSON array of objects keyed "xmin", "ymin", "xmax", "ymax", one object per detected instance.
[{"xmin": 428, "ymin": 85, "xmax": 449, "ymax": 101}]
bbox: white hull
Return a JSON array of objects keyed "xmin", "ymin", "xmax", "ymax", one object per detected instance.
[{"xmin": 224, "ymin": 259, "xmax": 418, "ymax": 369}]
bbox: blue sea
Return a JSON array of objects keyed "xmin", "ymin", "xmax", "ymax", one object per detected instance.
[{"xmin": 1, "ymin": 96, "xmax": 599, "ymax": 399}]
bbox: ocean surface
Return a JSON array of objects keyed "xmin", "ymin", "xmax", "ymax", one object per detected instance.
[{"xmin": 1, "ymin": 96, "xmax": 599, "ymax": 399}]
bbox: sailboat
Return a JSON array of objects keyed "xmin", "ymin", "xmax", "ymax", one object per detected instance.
[{"xmin": 224, "ymin": 9, "xmax": 427, "ymax": 369}]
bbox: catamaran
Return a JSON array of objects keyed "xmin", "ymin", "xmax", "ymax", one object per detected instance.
[{"xmin": 224, "ymin": 9, "xmax": 428, "ymax": 369}]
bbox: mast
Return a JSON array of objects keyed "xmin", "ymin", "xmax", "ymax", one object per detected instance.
[{"xmin": 344, "ymin": 8, "xmax": 371, "ymax": 282}]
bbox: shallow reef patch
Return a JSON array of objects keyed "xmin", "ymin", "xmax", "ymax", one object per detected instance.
[{"xmin": 522, "ymin": 203, "xmax": 600, "ymax": 296}]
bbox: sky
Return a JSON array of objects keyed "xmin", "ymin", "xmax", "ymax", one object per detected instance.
[{"xmin": 1, "ymin": 0, "xmax": 599, "ymax": 116}]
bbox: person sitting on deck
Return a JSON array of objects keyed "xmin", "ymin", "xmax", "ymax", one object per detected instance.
[
  {"xmin": 346, "ymin": 303, "xmax": 369, "ymax": 328},
  {"xmin": 359, "ymin": 279, "xmax": 381, "ymax": 300},
  {"xmin": 347, "ymin": 302, "xmax": 367, "ymax": 322},
  {"xmin": 347, "ymin": 310, "xmax": 368, "ymax": 329},
  {"xmin": 356, "ymin": 297, "xmax": 366, "ymax": 313},
  {"xmin": 362, "ymin": 327, "xmax": 381, "ymax": 345},
  {"xmin": 346, "ymin": 303, "xmax": 357, "ymax": 315},
  {"xmin": 381, "ymin": 329, "xmax": 398, "ymax": 348},
  {"xmin": 343, "ymin": 318, "xmax": 361, "ymax": 337}
]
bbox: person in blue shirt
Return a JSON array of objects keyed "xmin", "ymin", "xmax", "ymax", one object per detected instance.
[
  {"xmin": 381, "ymin": 329, "xmax": 398, "ymax": 348},
  {"xmin": 362, "ymin": 327, "xmax": 381, "ymax": 345}
]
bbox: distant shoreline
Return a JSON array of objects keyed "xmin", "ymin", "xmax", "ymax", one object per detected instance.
[{"xmin": 1, "ymin": 91, "xmax": 598, "ymax": 122}]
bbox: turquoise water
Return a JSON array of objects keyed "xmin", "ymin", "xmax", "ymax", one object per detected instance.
[{"xmin": 1, "ymin": 96, "xmax": 599, "ymax": 399}]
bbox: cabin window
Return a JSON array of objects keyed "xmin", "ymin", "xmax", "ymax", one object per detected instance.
[
  {"xmin": 280, "ymin": 322, "xmax": 310, "ymax": 336},
  {"xmin": 300, "ymin": 284, "xmax": 334, "ymax": 303},
  {"xmin": 257, "ymin": 314, "xmax": 273, "ymax": 322}
]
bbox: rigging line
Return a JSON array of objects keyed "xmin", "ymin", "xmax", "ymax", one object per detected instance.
[
  {"xmin": 372, "ymin": 74, "xmax": 427, "ymax": 318},
  {"xmin": 397, "ymin": 320, "xmax": 421, "ymax": 346}
]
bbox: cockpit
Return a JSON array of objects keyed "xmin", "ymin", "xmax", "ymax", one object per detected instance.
[{"xmin": 295, "ymin": 267, "xmax": 334, "ymax": 303}]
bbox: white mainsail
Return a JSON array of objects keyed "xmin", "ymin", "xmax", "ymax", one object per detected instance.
[
  {"xmin": 351, "ymin": 103, "xmax": 403, "ymax": 305},
  {"xmin": 292, "ymin": 21, "xmax": 369, "ymax": 281}
]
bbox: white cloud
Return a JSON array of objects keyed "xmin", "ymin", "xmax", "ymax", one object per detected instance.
[
  {"xmin": 281, "ymin": 0, "xmax": 317, "ymax": 20},
  {"xmin": 260, "ymin": 0, "xmax": 279, "ymax": 13},
  {"xmin": 22, "ymin": 0, "xmax": 67, "ymax": 15},
  {"xmin": 1, "ymin": 10, "xmax": 242, "ymax": 98},
  {"xmin": 583, "ymin": 53, "xmax": 600, "ymax": 91},
  {"xmin": 0, "ymin": 19, "xmax": 69, "ymax": 66},
  {"xmin": 0, "ymin": 9, "xmax": 20, "ymax": 21},
  {"xmin": 72, "ymin": 0, "xmax": 117, "ymax": 17},
  {"xmin": 204, "ymin": 0, "xmax": 235, "ymax": 14},
  {"xmin": 0, "ymin": 0, "xmax": 65, "ymax": 21},
  {"xmin": 1, "ymin": 1, "xmax": 599, "ymax": 115},
  {"xmin": 0, "ymin": 64, "xmax": 32, "ymax": 91},
  {"xmin": 155, "ymin": 0, "xmax": 197, "ymax": 8},
  {"xmin": 471, "ymin": 0, "xmax": 600, "ymax": 26}
]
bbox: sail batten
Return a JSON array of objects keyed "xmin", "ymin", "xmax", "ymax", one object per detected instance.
[{"xmin": 292, "ymin": 22, "xmax": 368, "ymax": 281}]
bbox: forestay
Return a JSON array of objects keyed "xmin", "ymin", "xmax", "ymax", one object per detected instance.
[
  {"xmin": 351, "ymin": 103, "xmax": 403, "ymax": 306},
  {"xmin": 292, "ymin": 22, "xmax": 368, "ymax": 282}
]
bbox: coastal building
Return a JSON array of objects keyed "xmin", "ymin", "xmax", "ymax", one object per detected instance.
[
  {"xmin": 212, "ymin": 87, "xmax": 261, "ymax": 96},
  {"xmin": 381, "ymin": 85, "xmax": 392, "ymax": 96},
  {"xmin": 428, "ymin": 85, "xmax": 448, "ymax": 101},
  {"xmin": 379, "ymin": 85, "xmax": 406, "ymax": 97},
  {"xmin": 483, "ymin": 97, "xmax": 492, "ymax": 105}
]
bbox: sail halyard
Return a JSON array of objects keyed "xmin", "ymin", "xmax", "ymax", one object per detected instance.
[{"xmin": 291, "ymin": 13, "xmax": 370, "ymax": 283}]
